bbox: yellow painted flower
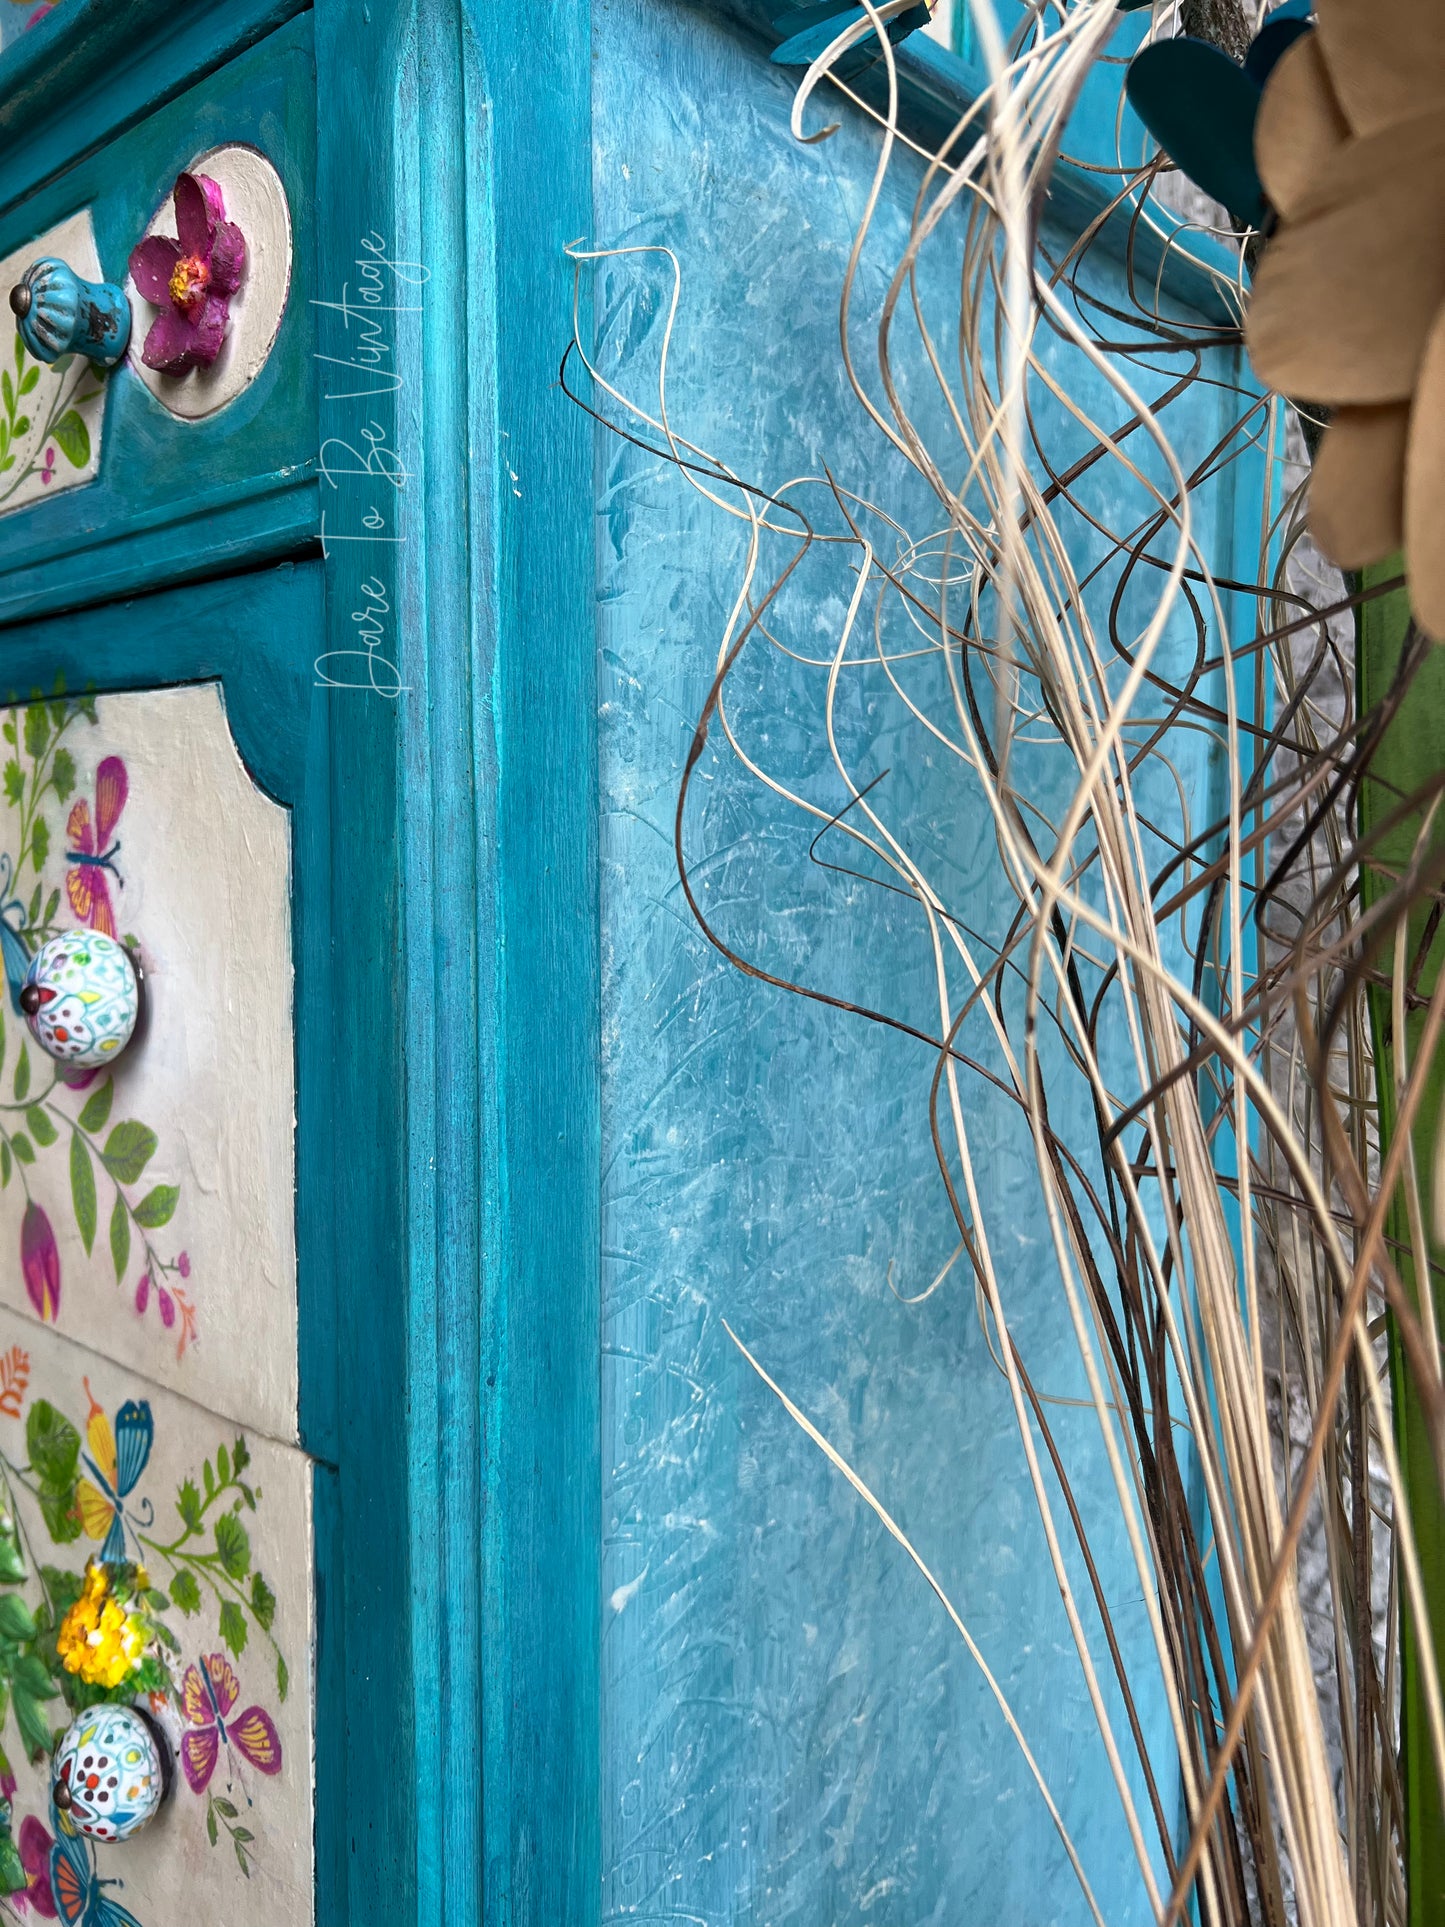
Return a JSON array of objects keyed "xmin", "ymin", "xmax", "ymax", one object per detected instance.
[{"xmin": 56, "ymin": 1564, "xmax": 149, "ymax": 1690}]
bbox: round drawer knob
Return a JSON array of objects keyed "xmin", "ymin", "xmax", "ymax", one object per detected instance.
[
  {"xmin": 20, "ymin": 931, "xmax": 141, "ymax": 1068},
  {"xmin": 52, "ymin": 1703, "xmax": 171, "ymax": 1843},
  {"xmin": 8, "ymin": 259, "xmax": 131, "ymax": 367}
]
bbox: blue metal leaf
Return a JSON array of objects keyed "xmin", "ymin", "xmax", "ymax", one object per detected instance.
[
  {"xmin": 1126, "ymin": 36, "xmax": 1268, "ymax": 227},
  {"xmin": 1244, "ymin": 13, "xmax": 1314, "ymax": 85}
]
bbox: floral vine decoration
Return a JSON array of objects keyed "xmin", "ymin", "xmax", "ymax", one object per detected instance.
[{"xmin": 127, "ymin": 174, "xmax": 246, "ymax": 377}]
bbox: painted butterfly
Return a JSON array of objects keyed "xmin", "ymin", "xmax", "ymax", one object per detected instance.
[
  {"xmin": 76, "ymin": 1384, "xmax": 153, "ymax": 1566},
  {"xmin": 65, "ymin": 757, "xmax": 127, "ymax": 940},
  {"xmin": 181, "ymin": 1654, "xmax": 282, "ymax": 1795},
  {"xmin": 0, "ymin": 853, "xmax": 33, "ymax": 1018},
  {"xmin": 48, "ymin": 1815, "xmax": 142, "ymax": 1927}
]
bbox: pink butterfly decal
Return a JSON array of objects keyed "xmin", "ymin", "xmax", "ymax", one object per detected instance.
[
  {"xmin": 65, "ymin": 756, "xmax": 128, "ymax": 938},
  {"xmin": 180, "ymin": 1653, "xmax": 282, "ymax": 1794}
]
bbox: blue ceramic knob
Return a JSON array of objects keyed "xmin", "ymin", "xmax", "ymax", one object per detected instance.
[
  {"xmin": 52, "ymin": 1704, "xmax": 171, "ymax": 1843},
  {"xmin": 8, "ymin": 258, "xmax": 131, "ymax": 367},
  {"xmin": 20, "ymin": 931, "xmax": 141, "ymax": 1068}
]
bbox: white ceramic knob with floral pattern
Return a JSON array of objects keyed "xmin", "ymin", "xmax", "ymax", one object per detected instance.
[
  {"xmin": 51, "ymin": 1703, "xmax": 170, "ymax": 1843},
  {"xmin": 19, "ymin": 931, "xmax": 141, "ymax": 1068}
]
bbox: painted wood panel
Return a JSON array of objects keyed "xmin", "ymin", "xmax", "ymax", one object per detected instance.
[
  {"xmin": 0, "ymin": 684, "xmax": 296, "ymax": 1443},
  {"xmin": 0, "ymin": 13, "xmax": 317, "ymax": 621},
  {"xmin": 0, "ymin": 214, "xmax": 106, "ymax": 516},
  {"xmin": 0, "ymin": 1310, "xmax": 312, "ymax": 1925},
  {"xmin": 593, "ymin": 4, "xmax": 1249, "ymax": 1921}
]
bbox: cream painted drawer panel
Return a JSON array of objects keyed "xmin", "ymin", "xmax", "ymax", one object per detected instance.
[
  {"xmin": 0, "ymin": 685, "xmax": 296, "ymax": 1443},
  {"xmin": 0, "ymin": 1311, "xmax": 312, "ymax": 1921}
]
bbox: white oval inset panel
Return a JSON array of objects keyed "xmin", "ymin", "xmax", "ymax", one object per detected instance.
[{"xmin": 126, "ymin": 144, "xmax": 293, "ymax": 422}]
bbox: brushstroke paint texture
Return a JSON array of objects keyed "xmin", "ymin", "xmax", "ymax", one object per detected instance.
[{"xmin": 595, "ymin": 3, "xmax": 1257, "ymax": 1921}]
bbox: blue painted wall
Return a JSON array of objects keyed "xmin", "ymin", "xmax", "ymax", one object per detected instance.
[{"xmin": 592, "ymin": 5, "xmax": 1253, "ymax": 1922}]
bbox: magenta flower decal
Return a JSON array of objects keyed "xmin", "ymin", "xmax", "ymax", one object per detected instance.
[
  {"xmin": 20, "ymin": 1203, "xmax": 59, "ymax": 1323},
  {"xmin": 127, "ymin": 173, "xmax": 246, "ymax": 375},
  {"xmin": 14, "ymin": 1816, "xmax": 54, "ymax": 1918}
]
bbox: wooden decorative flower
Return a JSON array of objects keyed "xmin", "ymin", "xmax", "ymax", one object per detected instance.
[{"xmin": 1245, "ymin": 0, "xmax": 1445, "ymax": 637}]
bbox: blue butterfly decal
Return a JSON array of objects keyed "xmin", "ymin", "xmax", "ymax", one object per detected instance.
[
  {"xmin": 77, "ymin": 1387, "xmax": 154, "ymax": 1567},
  {"xmin": 50, "ymin": 1816, "xmax": 144, "ymax": 1927},
  {"xmin": 0, "ymin": 853, "xmax": 32, "ymax": 1018}
]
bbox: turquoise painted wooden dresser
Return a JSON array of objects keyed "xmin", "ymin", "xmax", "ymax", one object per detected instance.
[{"xmin": 0, "ymin": 2, "xmax": 1263, "ymax": 1924}]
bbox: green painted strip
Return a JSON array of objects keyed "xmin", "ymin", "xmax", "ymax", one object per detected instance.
[{"xmin": 1358, "ymin": 561, "xmax": 1445, "ymax": 1927}]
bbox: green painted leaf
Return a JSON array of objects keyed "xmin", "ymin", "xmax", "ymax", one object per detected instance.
[
  {"xmin": 9, "ymin": 1135, "xmax": 32, "ymax": 1166},
  {"xmin": 12, "ymin": 1045, "xmax": 28, "ymax": 1104},
  {"xmin": 21, "ymin": 705, "xmax": 45, "ymax": 761},
  {"xmin": 101, "ymin": 1120, "xmax": 156, "ymax": 1185},
  {"xmin": 27, "ymin": 1401, "xmax": 78, "ymax": 1487},
  {"xmin": 249, "ymin": 1572, "xmax": 276, "ymax": 1631},
  {"xmin": 0, "ymin": 1527, "xmax": 25, "ymax": 1587},
  {"xmin": 217, "ymin": 1444, "xmax": 230, "ymax": 1485},
  {"xmin": 41, "ymin": 889, "xmax": 58, "ymax": 926},
  {"xmin": 48, "ymin": 747, "xmax": 73, "ymax": 802},
  {"xmin": 231, "ymin": 1826, "xmax": 254, "ymax": 1845},
  {"xmin": 29, "ymin": 817, "xmax": 46, "ymax": 876},
  {"xmin": 214, "ymin": 1513, "xmax": 250, "ymax": 1580},
  {"xmin": 0, "ymin": 1595, "xmax": 35, "ymax": 1643},
  {"xmin": 12, "ymin": 1655, "xmax": 52, "ymax": 1701},
  {"xmin": 176, "ymin": 1480, "xmax": 202, "ymax": 1532},
  {"xmin": 1, "ymin": 1141, "xmax": 12, "ymax": 1189},
  {"xmin": 232, "ymin": 1435, "xmax": 250, "ymax": 1475},
  {"xmin": 213, "ymin": 1797, "xmax": 237, "ymax": 1820},
  {"xmin": 40, "ymin": 1567, "xmax": 83, "ymax": 1627},
  {"xmin": 24, "ymin": 1107, "xmax": 54, "ymax": 1148},
  {"xmin": 38, "ymin": 1487, "xmax": 78, "ymax": 1544},
  {"xmin": 170, "ymin": 1569, "xmax": 201, "ymax": 1615},
  {"xmin": 108, "ymin": 1193, "xmax": 129, "ymax": 1281},
  {"xmin": 218, "ymin": 1600, "xmax": 247, "ymax": 1657},
  {"xmin": 69, "ymin": 1134, "xmax": 95, "ymax": 1256},
  {"xmin": 0, "ymin": 761, "xmax": 17, "ymax": 808},
  {"xmin": 131, "ymin": 1184, "xmax": 178, "ymax": 1229},
  {"xmin": 276, "ymin": 1651, "xmax": 289, "ymax": 1702},
  {"xmin": 3, "ymin": 371, "xmax": 14, "ymax": 415},
  {"xmin": 12, "ymin": 1688, "xmax": 50, "ymax": 1762},
  {"xmin": 0, "ymin": 1832, "xmax": 24, "ymax": 1899},
  {"xmin": 17, "ymin": 366, "xmax": 37, "ymax": 397},
  {"xmin": 50, "ymin": 411, "xmax": 88, "ymax": 470},
  {"xmin": 11, "ymin": 417, "xmax": 26, "ymax": 439},
  {"xmin": 235, "ymin": 1837, "xmax": 251, "ymax": 1878},
  {"xmin": 25, "ymin": 885, "xmax": 38, "ymax": 927},
  {"xmin": 203, "ymin": 1459, "xmax": 214, "ymax": 1498},
  {"xmin": 77, "ymin": 1079, "xmax": 112, "ymax": 1134},
  {"xmin": 206, "ymin": 1803, "xmax": 218, "ymax": 1848}
]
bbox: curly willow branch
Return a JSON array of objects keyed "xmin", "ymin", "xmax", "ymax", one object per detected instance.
[{"xmin": 570, "ymin": 4, "xmax": 1444, "ymax": 1923}]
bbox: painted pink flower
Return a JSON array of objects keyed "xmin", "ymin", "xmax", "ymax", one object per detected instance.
[
  {"xmin": 19, "ymin": 1205, "xmax": 58, "ymax": 1324},
  {"xmin": 0, "ymin": 1771, "xmax": 15, "ymax": 1803},
  {"xmin": 128, "ymin": 173, "xmax": 245, "ymax": 375},
  {"xmin": 14, "ymin": 1816, "xmax": 54, "ymax": 1918},
  {"xmin": 39, "ymin": 448, "xmax": 55, "ymax": 487},
  {"xmin": 134, "ymin": 1273, "xmax": 150, "ymax": 1315},
  {"xmin": 177, "ymin": 1250, "xmax": 190, "ymax": 1279},
  {"xmin": 158, "ymin": 1287, "xmax": 174, "ymax": 1329}
]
